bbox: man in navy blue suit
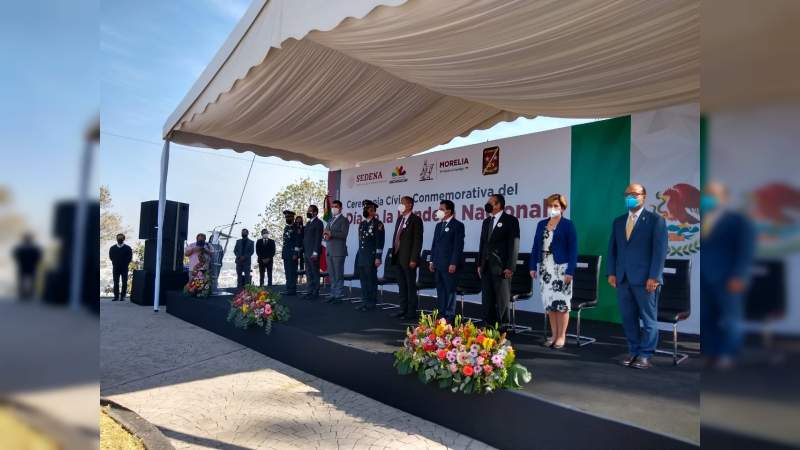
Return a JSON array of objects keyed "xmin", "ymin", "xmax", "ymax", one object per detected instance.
[
  {"xmin": 428, "ymin": 200, "xmax": 465, "ymax": 323},
  {"xmin": 607, "ymin": 183, "xmax": 668, "ymax": 369},
  {"xmin": 700, "ymin": 181, "xmax": 755, "ymax": 369}
]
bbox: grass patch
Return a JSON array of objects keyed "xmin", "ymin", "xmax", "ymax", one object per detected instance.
[
  {"xmin": 100, "ymin": 406, "xmax": 144, "ymax": 450},
  {"xmin": 0, "ymin": 405, "xmax": 59, "ymax": 450}
]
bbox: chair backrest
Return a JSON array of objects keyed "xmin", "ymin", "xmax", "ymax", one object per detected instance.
[
  {"xmin": 657, "ymin": 259, "xmax": 691, "ymax": 314},
  {"xmin": 745, "ymin": 260, "xmax": 786, "ymax": 322},
  {"xmin": 572, "ymin": 254, "xmax": 601, "ymax": 306},
  {"xmin": 417, "ymin": 250, "xmax": 436, "ymax": 289},
  {"xmin": 510, "ymin": 253, "xmax": 533, "ymax": 298},
  {"xmin": 457, "ymin": 251, "xmax": 482, "ymax": 293},
  {"xmin": 381, "ymin": 250, "xmax": 397, "ymax": 282}
]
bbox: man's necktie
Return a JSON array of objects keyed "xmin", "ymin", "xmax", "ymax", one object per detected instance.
[
  {"xmin": 394, "ymin": 216, "xmax": 405, "ymax": 253},
  {"xmin": 625, "ymin": 214, "xmax": 635, "ymax": 240}
]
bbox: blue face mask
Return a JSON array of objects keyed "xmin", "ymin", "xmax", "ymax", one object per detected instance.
[
  {"xmin": 700, "ymin": 194, "xmax": 719, "ymax": 212},
  {"xmin": 625, "ymin": 195, "xmax": 639, "ymax": 209}
]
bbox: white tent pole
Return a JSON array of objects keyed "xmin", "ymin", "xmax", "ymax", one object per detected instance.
[
  {"xmin": 153, "ymin": 140, "xmax": 171, "ymax": 312},
  {"xmin": 68, "ymin": 138, "xmax": 95, "ymax": 311}
]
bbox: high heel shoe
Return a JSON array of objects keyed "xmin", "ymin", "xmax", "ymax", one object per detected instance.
[{"xmin": 543, "ymin": 338, "xmax": 555, "ymax": 348}]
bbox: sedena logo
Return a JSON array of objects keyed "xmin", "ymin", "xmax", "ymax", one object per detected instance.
[{"xmin": 354, "ymin": 170, "xmax": 385, "ymax": 185}]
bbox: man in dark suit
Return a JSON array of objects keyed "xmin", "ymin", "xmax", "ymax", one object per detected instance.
[
  {"xmin": 234, "ymin": 228, "xmax": 255, "ymax": 288},
  {"xmin": 256, "ymin": 228, "xmax": 276, "ymax": 287},
  {"xmin": 108, "ymin": 233, "xmax": 133, "ymax": 301},
  {"xmin": 14, "ymin": 232, "xmax": 42, "ymax": 300},
  {"xmin": 607, "ymin": 183, "xmax": 668, "ymax": 370},
  {"xmin": 478, "ymin": 194, "xmax": 520, "ymax": 329},
  {"xmin": 429, "ymin": 200, "xmax": 465, "ymax": 323},
  {"xmin": 391, "ymin": 196, "xmax": 423, "ymax": 320},
  {"xmin": 700, "ymin": 181, "xmax": 756, "ymax": 369},
  {"xmin": 302, "ymin": 205, "xmax": 324, "ymax": 299}
]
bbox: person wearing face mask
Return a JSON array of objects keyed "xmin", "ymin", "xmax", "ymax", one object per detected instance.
[
  {"xmin": 428, "ymin": 200, "xmax": 465, "ymax": 323},
  {"xmin": 281, "ymin": 210, "xmax": 301, "ymax": 295},
  {"xmin": 256, "ymin": 228, "xmax": 276, "ymax": 287},
  {"xmin": 607, "ymin": 183, "xmax": 668, "ymax": 370},
  {"xmin": 391, "ymin": 196, "xmax": 424, "ymax": 320},
  {"xmin": 529, "ymin": 194, "xmax": 577, "ymax": 349},
  {"xmin": 323, "ymin": 200, "xmax": 350, "ymax": 303},
  {"xmin": 700, "ymin": 181, "xmax": 755, "ymax": 369},
  {"xmin": 478, "ymin": 194, "xmax": 520, "ymax": 330},
  {"xmin": 355, "ymin": 199, "xmax": 385, "ymax": 311},
  {"xmin": 302, "ymin": 205, "xmax": 324, "ymax": 299},
  {"xmin": 108, "ymin": 233, "xmax": 132, "ymax": 301},
  {"xmin": 234, "ymin": 228, "xmax": 255, "ymax": 289}
]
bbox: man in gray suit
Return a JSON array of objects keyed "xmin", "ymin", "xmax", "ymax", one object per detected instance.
[
  {"xmin": 323, "ymin": 200, "xmax": 349, "ymax": 304},
  {"xmin": 302, "ymin": 205, "xmax": 324, "ymax": 299}
]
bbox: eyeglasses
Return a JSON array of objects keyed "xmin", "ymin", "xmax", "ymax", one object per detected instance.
[{"xmin": 624, "ymin": 192, "xmax": 644, "ymax": 197}]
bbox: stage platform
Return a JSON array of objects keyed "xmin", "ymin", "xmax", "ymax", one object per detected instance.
[{"xmin": 166, "ymin": 286, "xmax": 700, "ymax": 449}]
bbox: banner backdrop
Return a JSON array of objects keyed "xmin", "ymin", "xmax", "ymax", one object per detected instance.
[{"xmin": 337, "ymin": 103, "xmax": 700, "ymax": 333}]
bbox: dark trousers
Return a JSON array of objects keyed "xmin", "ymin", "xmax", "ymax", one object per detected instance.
[
  {"xmin": 435, "ymin": 268, "xmax": 458, "ymax": 322},
  {"xmin": 617, "ymin": 281, "xmax": 659, "ymax": 358},
  {"xmin": 112, "ymin": 266, "xmax": 128, "ymax": 300},
  {"xmin": 481, "ymin": 266, "xmax": 510, "ymax": 326},
  {"xmin": 17, "ymin": 272, "xmax": 36, "ymax": 300},
  {"xmin": 358, "ymin": 262, "xmax": 378, "ymax": 305},
  {"xmin": 305, "ymin": 256, "xmax": 320, "ymax": 296},
  {"xmin": 395, "ymin": 263, "xmax": 418, "ymax": 314},
  {"xmin": 283, "ymin": 257, "xmax": 297, "ymax": 293},
  {"xmin": 258, "ymin": 259, "xmax": 273, "ymax": 287},
  {"xmin": 236, "ymin": 262, "xmax": 251, "ymax": 288},
  {"xmin": 701, "ymin": 279, "xmax": 743, "ymax": 358}
]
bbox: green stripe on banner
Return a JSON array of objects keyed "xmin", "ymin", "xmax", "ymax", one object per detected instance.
[{"xmin": 570, "ymin": 116, "xmax": 631, "ymax": 324}]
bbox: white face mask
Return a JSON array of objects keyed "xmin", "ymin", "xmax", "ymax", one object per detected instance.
[
  {"xmin": 262, "ymin": 233, "xmax": 268, "ymax": 238},
  {"xmin": 397, "ymin": 203, "xmax": 406, "ymax": 212},
  {"xmin": 435, "ymin": 209, "xmax": 446, "ymax": 220},
  {"xmin": 548, "ymin": 207, "xmax": 562, "ymax": 218},
  {"xmin": 331, "ymin": 207, "xmax": 340, "ymax": 216}
]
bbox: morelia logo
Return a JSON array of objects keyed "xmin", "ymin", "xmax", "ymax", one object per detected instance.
[
  {"xmin": 438, "ymin": 157, "xmax": 470, "ymax": 173},
  {"xmin": 354, "ymin": 171, "xmax": 384, "ymax": 185}
]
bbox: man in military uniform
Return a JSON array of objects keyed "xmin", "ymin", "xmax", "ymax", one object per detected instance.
[
  {"xmin": 355, "ymin": 200, "xmax": 385, "ymax": 311},
  {"xmin": 281, "ymin": 210, "xmax": 301, "ymax": 295}
]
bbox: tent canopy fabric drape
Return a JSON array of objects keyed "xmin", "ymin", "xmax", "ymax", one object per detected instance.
[{"xmin": 164, "ymin": 0, "xmax": 699, "ymax": 169}]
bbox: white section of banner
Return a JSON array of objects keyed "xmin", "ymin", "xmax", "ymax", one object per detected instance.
[
  {"xmin": 340, "ymin": 127, "xmax": 572, "ymax": 311},
  {"xmin": 630, "ymin": 103, "xmax": 701, "ymax": 334}
]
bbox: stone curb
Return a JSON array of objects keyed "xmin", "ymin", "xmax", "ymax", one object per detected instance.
[{"xmin": 101, "ymin": 398, "xmax": 174, "ymax": 450}]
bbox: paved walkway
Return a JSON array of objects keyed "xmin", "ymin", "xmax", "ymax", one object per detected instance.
[{"xmin": 100, "ymin": 300, "xmax": 495, "ymax": 450}]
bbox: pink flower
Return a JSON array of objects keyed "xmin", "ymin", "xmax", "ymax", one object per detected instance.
[
  {"xmin": 448, "ymin": 363, "xmax": 458, "ymax": 373},
  {"xmin": 263, "ymin": 304, "xmax": 273, "ymax": 316}
]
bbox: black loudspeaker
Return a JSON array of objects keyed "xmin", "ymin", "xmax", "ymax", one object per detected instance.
[
  {"xmin": 130, "ymin": 270, "xmax": 187, "ymax": 306},
  {"xmin": 143, "ymin": 238, "xmax": 184, "ymax": 273},
  {"xmin": 138, "ymin": 200, "xmax": 189, "ymax": 241}
]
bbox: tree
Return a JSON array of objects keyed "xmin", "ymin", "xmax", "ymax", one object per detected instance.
[
  {"xmin": 100, "ymin": 185, "xmax": 130, "ymax": 242},
  {"xmin": 252, "ymin": 178, "xmax": 327, "ymax": 279}
]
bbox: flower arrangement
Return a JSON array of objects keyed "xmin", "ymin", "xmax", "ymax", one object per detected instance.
[
  {"xmin": 227, "ymin": 285, "xmax": 290, "ymax": 334},
  {"xmin": 394, "ymin": 312, "xmax": 532, "ymax": 394},
  {"xmin": 183, "ymin": 268, "xmax": 211, "ymax": 297}
]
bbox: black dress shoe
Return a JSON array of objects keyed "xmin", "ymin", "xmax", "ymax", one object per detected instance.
[
  {"xmin": 631, "ymin": 357, "xmax": 652, "ymax": 370},
  {"xmin": 329, "ymin": 298, "xmax": 343, "ymax": 305},
  {"xmin": 391, "ymin": 311, "xmax": 407, "ymax": 318},
  {"xmin": 621, "ymin": 355, "xmax": 637, "ymax": 367}
]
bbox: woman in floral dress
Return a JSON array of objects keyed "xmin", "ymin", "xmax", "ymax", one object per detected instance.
[{"xmin": 529, "ymin": 194, "xmax": 578, "ymax": 348}]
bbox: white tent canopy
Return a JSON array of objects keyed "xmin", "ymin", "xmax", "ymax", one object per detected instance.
[{"xmin": 164, "ymin": 0, "xmax": 698, "ymax": 170}]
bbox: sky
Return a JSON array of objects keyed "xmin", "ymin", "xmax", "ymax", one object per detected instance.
[{"xmin": 98, "ymin": 0, "xmax": 596, "ymax": 243}]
